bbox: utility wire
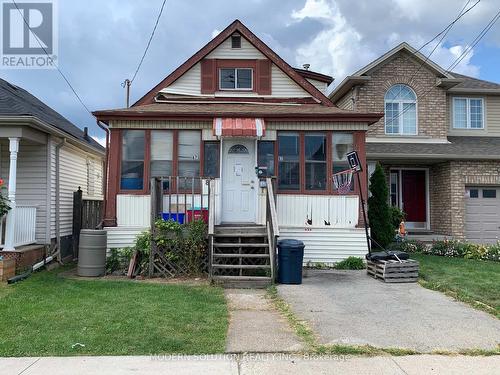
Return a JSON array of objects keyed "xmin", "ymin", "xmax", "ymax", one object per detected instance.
[
  {"xmin": 11, "ymin": 0, "xmax": 92, "ymax": 115},
  {"xmin": 129, "ymin": 0, "xmax": 167, "ymax": 84},
  {"xmin": 387, "ymin": 3, "xmax": 500, "ymax": 126}
]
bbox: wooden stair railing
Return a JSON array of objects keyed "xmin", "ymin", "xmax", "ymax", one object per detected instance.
[{"xmin": 208, "ymin": 178, "xmax": 216, "ymax": 279}]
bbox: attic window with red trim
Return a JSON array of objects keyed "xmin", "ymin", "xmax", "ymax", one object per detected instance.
[{"xmin": 231, "ymin": 34, "xmax": 241, "ymax": 48}]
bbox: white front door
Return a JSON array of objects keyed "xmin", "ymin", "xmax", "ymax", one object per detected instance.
[{"xmin": 222, "ymin": 139, "xmax": 257, "ymax": 223}]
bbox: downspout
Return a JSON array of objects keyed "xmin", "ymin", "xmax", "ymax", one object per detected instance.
[
  {"xmin": 96, "ymin": 120, "xmax": 109, "ymax": 228},
  {"xmin": 55, "ymin": 137, "xmax": 66, "ymax": 262}
]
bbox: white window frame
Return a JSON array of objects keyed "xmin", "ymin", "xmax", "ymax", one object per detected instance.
[
  {"xmin": 384, "ymin": 85, "xmax": 418, "ymax": 136},
  {"xmin": 218, "ymin": 68, "xmax": 253, "ymax": 91},
  {"xmin": 452, "ymin": 97, "xmax": 485, "ymax": 129}
]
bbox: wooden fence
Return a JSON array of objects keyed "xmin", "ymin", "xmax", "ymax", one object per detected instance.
[{"xmin": 72, "ymin": 187, "xmax": 104, "ymax": 259}]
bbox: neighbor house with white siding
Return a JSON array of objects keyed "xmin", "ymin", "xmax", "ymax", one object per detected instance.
[
  {"xmin": 0, "ymin": 78, "xmax": 105, "ymax": 267},
  {"xmin": 94, "ymin": 20, "xmax": 380, "ymax": 284}
]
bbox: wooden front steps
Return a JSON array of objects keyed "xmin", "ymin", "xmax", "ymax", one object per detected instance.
[{"xmin": 211, "ymin": 225, "xmax": 272, "ymax": 288}]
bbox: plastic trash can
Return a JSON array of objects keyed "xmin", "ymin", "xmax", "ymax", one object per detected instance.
[{"xmin": 277, "ymin": 239, "xmax": 305, "ymax": 284}]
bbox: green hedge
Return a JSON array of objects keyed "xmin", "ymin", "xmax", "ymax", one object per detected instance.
[{"xmin": 389, "ymin": 239, "xmax": 499, "ymax": 262}]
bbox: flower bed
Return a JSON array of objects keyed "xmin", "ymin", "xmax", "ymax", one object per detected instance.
[{"xmin": 390, "ymin": 239, "xmax": 499, "ymax": 262}]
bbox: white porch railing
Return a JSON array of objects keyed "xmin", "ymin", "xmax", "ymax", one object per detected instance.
[{"xmin": 0, "ymin": 205, "xmax": 37, "ymax": 248}]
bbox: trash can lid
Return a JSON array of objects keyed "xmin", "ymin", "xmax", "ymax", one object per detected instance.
[{"xmin": 278, "ymin": 239, "xmax": 304, "ymax": 248}]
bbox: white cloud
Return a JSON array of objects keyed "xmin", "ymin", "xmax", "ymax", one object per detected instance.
[
  {"xmin": 290, "ymin": 0, "xmax": 487, "ymax": 86},
  {"xmin": 92, "ymin": 136, "xmax": 107, "ymax": 147}
]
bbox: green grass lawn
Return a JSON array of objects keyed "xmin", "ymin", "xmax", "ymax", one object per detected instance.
[
  {"xmin": 0, "ymin": 268, "xmax": 228, "ymax": 357},
  {"xmin": 412, "ymin": 254, "xmax": 500, "ymax": 318}
]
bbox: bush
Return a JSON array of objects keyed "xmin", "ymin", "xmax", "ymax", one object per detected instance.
[
  {"xmin": 335, "ymin": 256, "xmax": 365, "ymax": 270},
  {"xmin": 424, "ymin": 239, "xmax": 499, "ymax": 262},
  {"xmin": 368, "ymin": 163, "xmax": 394, "ymax": 248}
]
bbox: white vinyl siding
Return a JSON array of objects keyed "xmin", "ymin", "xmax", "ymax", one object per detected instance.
[
  {"xmin": 206, "ymin": 36, "xmax": 266, "ymax": 59},
  {"xmin": 306, "ymin": 78, "xmax": 328, "ymax": 94},
  {"xmin": 51, "ymin": 140, "xmax": 103, "ymax": 237},
  {"xmin": 271, "ymin": 65, "xmax": 309, "ymax": 97},
  {"xmin": 164, "ymin": 63, "xmax": 201, "ymax": 96},
  {"xmin": 452, "ymin": 97, "xmax": 484, "ymax": 129},
  {"xmin": 0, "ymin": 139, "xmax": 49, "ymax": 244}
]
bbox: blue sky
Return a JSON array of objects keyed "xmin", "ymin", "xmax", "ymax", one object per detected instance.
[{"xmin": 1, "ymin": 0, "xmax": 499, "ymax": 144}]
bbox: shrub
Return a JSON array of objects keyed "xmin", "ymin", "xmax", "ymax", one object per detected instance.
[
  {"xmin": 368, "ymin": 163, "xmax": 394, "ymax": 248},
  {"xmin": 335, "ymin": 256, "xmax": 365, "ymax": 270},
  {"xmin": 425, "ymin": 240, "xmax": 499, "ymax": 262}
]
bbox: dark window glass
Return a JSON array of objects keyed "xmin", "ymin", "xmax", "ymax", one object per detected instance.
[
  {"xmin": 237, "ymin": 68, "xmax": 252, "ymax": 89},
  {"xmin": 220, "ymin": 68, "xmax": 235, "ymax": 89},
  {"xmin": 469, "ymin": 189, "xmax": 479, "ymax": 198},
  {"xmin": 482, "ymin": 189, "xmax": 497, "ymax": 198},
  {"xmin": 258, "ymin": 141, "xmax": 275, "ymax": 177},
  {"xmin": 121, "ymin": 130, "xmax": 145, "ymax": 190},
  {"xmin": 390, "ymin": 172, "xmax": 399, "ymax": 206},
  {"xmin": 333, "ymin": 133, "xmax": 355, "ymax": 192},
  {"xmin": 203, "ymin": 142, "xmax": 220, "ymax": 178},
  {"xmin": 305, "ymin": 134, "xmax": 327, "ymax": 190},
  {"xmin": 278, "ymin": 133, "xmax": 300, "ymax": 190},
  {"xmin": 231, "ymin": 35, "xmax": 241, "ymax": 48}
]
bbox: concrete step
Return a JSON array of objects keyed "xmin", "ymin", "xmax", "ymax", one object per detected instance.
[{"xmin": 212, "ymin": 253, "xmax": 269, "ymax": 258}]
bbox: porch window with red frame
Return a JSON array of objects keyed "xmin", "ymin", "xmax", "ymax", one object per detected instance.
[
  {"xmin": 121, "ymin": 130, "xmax": 145, "ymax": 190},
  {"xmin": 332, "ymin": 133, "xmax": 355, "ymax": 191},
  {"xmin": 278, "ymin": 133, "xmax": 300, "ymax": 190},
  {"xmin": 178, "ymin": 130, "xmax": 201, "ymax": 190},
  {"xmin": 305, "ymin": 133, "xmax": 327, "ymax": 191}
]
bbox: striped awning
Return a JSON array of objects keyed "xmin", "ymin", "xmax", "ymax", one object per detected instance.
[{"xmin": 213, "ymin": 118, "xmax": 265, "ymax": 137}]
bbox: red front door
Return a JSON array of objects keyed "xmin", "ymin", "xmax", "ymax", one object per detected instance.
[{"xmin": 402, "ymin": 170, "xmax": 426, "ymax": 222}]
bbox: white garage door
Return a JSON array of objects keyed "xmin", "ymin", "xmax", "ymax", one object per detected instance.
[{"xmin": 465, "ymin": 187, "xmax": 500, "ymax": 244}]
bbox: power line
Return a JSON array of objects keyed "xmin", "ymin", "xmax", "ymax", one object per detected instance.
[
  {"xmin": 387, "ymin": 4, "xmax": 500, "ymax": 127},
  {"xmin": 129, "ymin": 0, "xmax": 167, "ymax": 84},
  {"xmin": 11, "ymin": 0, "xmax": 92, "ymax": 116}
]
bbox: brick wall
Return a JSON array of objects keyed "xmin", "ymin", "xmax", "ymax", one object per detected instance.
[
  {"xmin": 430, "ymin": 162, "xmax": 452, "ymax": 235},
  {"xmin": 338, "ymin": 51, "xmax": 448, "ymax": 139}
]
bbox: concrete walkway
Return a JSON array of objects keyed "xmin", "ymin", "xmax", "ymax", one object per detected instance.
[
  {"xmin": 278, "ymin": 270, "xmax": 500, "ymax": 351},
  {"xmin": 225, "ymin": 289, "xmax": 303, "ymax": 353},
  {"xmin": 1, "ymin": 354, "xmax": 499, "ymax": 375}
]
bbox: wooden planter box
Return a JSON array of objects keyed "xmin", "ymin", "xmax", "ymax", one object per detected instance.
[
  {"xmin": 366, "ymin": 259, "xmax": 419, "ymax": 283},
  {"xmin": 0, "ymin": 258, "xmax": 16, "ymax": 282}
]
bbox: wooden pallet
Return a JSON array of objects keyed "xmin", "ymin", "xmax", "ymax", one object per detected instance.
[{"xmin": 366, "ymin": 259, "xmax": 419, "ymax": 283}]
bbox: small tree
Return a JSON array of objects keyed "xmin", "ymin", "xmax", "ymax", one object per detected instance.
[{"xmin": 368, "ymin": 163, "xmax": 393, "ymax": 249}]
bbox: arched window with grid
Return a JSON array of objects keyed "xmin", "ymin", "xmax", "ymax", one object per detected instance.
[{"xmin": 384, "ymin": 84, "xmax": 417, "ymax": 135}]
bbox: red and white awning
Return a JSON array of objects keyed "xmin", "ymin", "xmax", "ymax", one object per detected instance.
[{"xmin": 213, "ymin": 118, "xmax": 265, "ymax": 137}]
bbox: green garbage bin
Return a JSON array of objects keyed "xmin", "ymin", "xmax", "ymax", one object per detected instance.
[{"xmin": 277, "ymin": 239, "xmax": 305, "ymax": 284}]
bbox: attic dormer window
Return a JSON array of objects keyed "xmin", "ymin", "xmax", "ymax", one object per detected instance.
[{"xmin": 231, "ymin": 34, "xmax": 241, "ymax": 48}]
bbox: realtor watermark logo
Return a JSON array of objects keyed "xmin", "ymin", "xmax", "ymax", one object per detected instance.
[{"xmin": 1, "ymin": 0, "xmax": 58, "ymax": 69}]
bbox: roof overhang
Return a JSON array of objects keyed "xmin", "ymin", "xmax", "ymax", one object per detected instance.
[
  {"xmin": 293, "ymin": 68, "xmax": 334, "ymax": 85},
  {"xmin": 447, "ymin": 87, "xmax": 500, "ymax": 95},
  {"xmin": 0, "ymin": 116, "xmax": 105, "ymax": 156},
  {"xmin": 436, "ymin": 78, "xmax": 464, "ymax": 89},
  {"xmin": 328, "ymin": 76, "xmax": 372, "ymax": 102},
  {"xmin": 367, "ymin": 152, "xmax": 500, "ymax": 160}
]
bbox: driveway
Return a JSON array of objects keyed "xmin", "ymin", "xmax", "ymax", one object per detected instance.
[{"xmin": 277, "ymin": 270, "xmax": 500, "ymax": 351}]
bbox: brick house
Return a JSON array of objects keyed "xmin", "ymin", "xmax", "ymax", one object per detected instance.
[{"xmin": 330, "ymin": 43, "xmax": 500, "ymax": 243}]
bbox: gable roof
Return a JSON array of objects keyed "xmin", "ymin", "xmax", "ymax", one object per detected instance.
[
  {"xmin": 0, "ymin": 78, "xmax": 104, "ymax": 152},
  {"xmin": 329, "ymin": 42, "xmax": 454, "ymax": 102},
  {"xmin": 133, "ymin": 19, "xmax": 333, "ymax": 107}
]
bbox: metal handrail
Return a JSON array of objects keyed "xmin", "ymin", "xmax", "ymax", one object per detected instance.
[{"xmin": 265, "ymin": 177, "xmax": 279, "ymax": 281}]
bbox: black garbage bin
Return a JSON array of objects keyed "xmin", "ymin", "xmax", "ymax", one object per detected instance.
[{"xmin": 277, "ymin": 239, "xmax": 305, "ymax": 284}]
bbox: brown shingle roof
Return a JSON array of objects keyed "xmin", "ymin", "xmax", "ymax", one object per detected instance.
[
  {"xmin": 449, "ymin": 72, "xmax": 500, "ymax": 90},
  {"xmin": 366, "ymin": 136, "xmax": 500, "ymax": 159},
  {"xmin": 93, "ymin": 102, "xmax": 382, "ymax": 123}
]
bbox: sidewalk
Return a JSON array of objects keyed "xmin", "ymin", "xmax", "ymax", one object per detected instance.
[{"xmin": 1, "ymin": 354, "xmax": 498, "ymax": 375}]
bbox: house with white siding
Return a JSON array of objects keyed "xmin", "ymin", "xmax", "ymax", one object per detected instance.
[
  {"xmin": 0, "ymin": 78, "xmax": 105, "ymax": 267},
  {"xmin": 94, "ymin": 20, "xmax": 381, "ymax": 285}
]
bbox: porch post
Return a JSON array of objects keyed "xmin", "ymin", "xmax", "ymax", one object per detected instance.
[{"xmin": 4, "ymin": 137, "xmax": 19, "ymax": 251}]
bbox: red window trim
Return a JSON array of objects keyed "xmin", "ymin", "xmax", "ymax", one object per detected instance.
[
  {"xmin": 216, "ymin": 59, "xmax": 257, "ymax": 92},
  {"xmin": 274, "ymin": 130, "xmax": 364, "ymax": 196},
  {"xmin": 118, "ymin": 129, "xmax": 205, "ymax": 194}
]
